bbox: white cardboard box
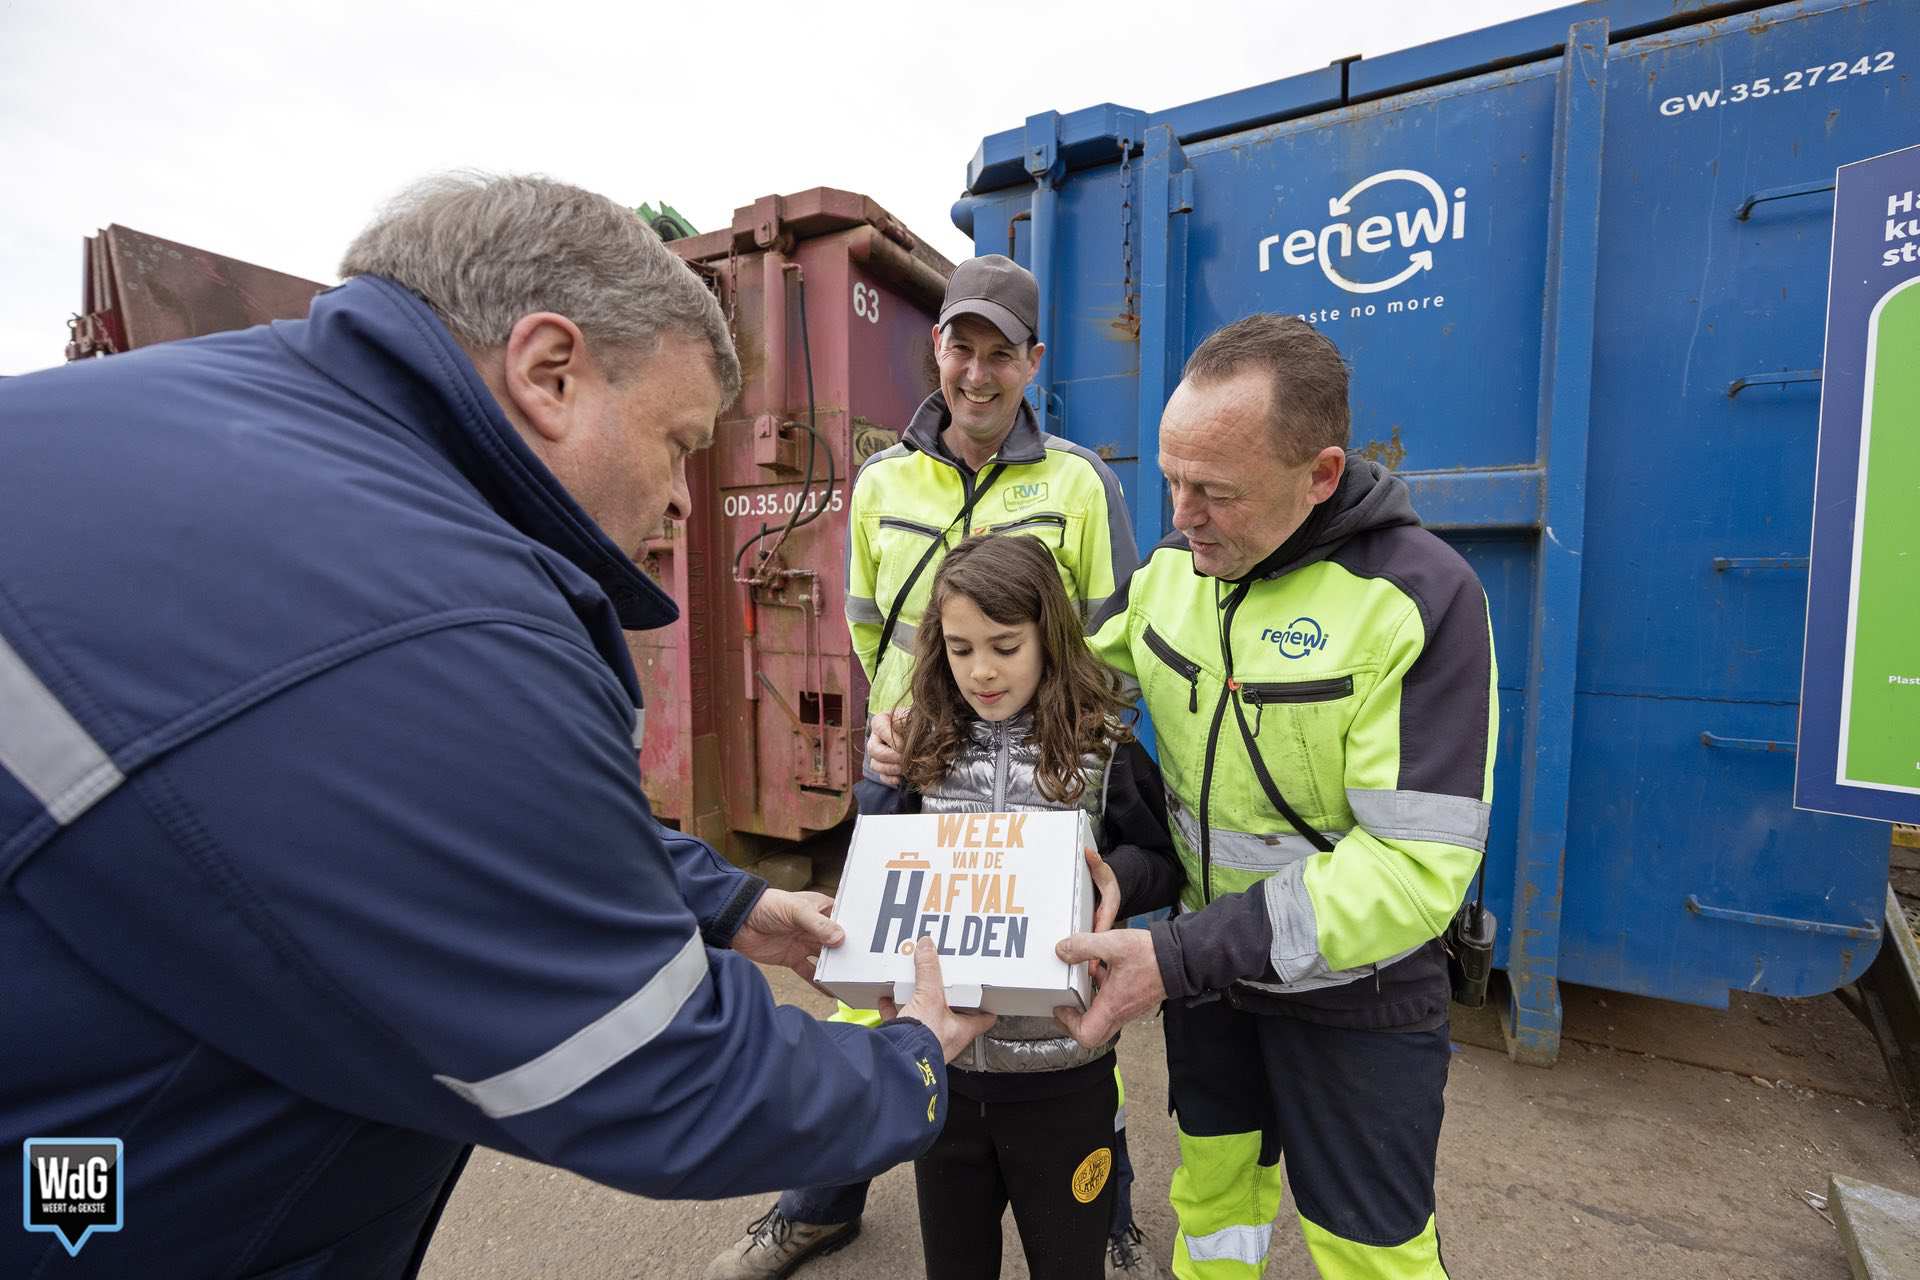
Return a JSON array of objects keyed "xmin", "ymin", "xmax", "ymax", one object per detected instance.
[{"xmin": 815, "ymin": 809, "xmax": 1096, "ymax": 1017}]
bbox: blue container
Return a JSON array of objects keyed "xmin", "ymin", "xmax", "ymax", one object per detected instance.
[{"xmin": 953, "ymin": 0, "xmax": 1918, "ymax": 1062}]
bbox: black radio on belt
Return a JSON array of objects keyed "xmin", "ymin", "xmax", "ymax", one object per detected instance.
[
  {"xmin": 1446, "ymin": 901, "xmax": 1496, "ymax": 1008},
  {"xmin": 1445, "ymin": 861, "xmax": 1496, "ymax": 1008}
]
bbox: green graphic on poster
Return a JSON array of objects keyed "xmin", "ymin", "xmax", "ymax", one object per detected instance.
[{"xmin": 1841, "ymin": 276, "xmax": 1920, "ymax": 793}]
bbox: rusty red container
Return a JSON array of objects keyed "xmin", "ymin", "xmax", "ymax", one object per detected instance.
[
  {"xmin": 637, "ymin": 189, "xmax": 953, "ymax": 862},
  {"xmin": 67, "ymin": 225, "xmax": 324, "ymax": 360}
]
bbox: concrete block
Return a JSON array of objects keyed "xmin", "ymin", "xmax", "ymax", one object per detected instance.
[{"xmin": 1832, "ymin": 1174, "xmax": 1920, "ymax": 1280}]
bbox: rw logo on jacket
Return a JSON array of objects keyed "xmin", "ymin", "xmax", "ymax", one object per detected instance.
[{"xmin": 1003, "ymin": 482, "xmax": 1049, "ymax": 512}]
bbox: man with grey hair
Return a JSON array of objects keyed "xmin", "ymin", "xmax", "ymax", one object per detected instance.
[{"xmin": 0, "ymin": 173, "xmax": 988, "ymax": 1280}]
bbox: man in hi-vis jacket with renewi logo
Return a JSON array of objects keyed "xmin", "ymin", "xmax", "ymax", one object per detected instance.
[
  {"xmin": 0, "ymin": 174, "xmax": 992, "ymax": 1280},
  {"xmin": 1059, "ymin": 316, "xmax": 1496, "ymax": 1280}
]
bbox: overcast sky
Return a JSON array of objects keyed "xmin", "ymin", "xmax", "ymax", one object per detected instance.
[{"xmin": 1, "ymin": 0, "xmax": 1561, "ymax": 375}]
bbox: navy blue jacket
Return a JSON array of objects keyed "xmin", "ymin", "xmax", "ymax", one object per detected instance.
[{"xmin": 0, "ymin": 277, "xmax": 946, "ymax": 1279}]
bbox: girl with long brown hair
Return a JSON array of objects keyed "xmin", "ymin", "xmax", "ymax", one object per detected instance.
[
  {"xmin": 894, "ymin": 533, "xmax": 1180, "ymax": 1280},
  {"xmin": 900, "ymin": 532, "xmax": 1134, "ymax": 805}
]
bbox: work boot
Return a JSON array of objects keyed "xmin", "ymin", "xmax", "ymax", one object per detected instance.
[
  {"xmin": 704, "ymin": 1205, "xmax": 860, "ymax": 1279},
  {"xmin": 1106, "ymin": 1222, "xmax": 1171, "ymax": 1278}
]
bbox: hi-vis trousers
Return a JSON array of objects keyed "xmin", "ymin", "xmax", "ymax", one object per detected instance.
[{"xmin": 1163, "ymin": 997, "xmax": 1452, "ymax": 1280}]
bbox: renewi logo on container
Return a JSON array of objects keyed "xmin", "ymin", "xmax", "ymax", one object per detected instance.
[{"xmin": 1257, "ymin": 169, "xmax": 1468, "ymax": 295}]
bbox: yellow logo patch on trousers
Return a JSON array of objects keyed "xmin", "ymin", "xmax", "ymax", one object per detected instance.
[{"xmin": 1071, "ymin": 1147, "xmax": 1112, "ymax": 1203}]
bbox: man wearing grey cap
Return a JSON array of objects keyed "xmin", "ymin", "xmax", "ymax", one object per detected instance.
[
  {"xmin": 707, "ymin": 257, "xmax": 1154, "ymax": 1278},
  {"xmin": 844, "ymin": 254, "xmax": 1139, "ymax": 767}
]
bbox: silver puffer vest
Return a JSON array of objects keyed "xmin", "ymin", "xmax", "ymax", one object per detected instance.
[{"xmin": 923, "ymin": 711, "xmax": 1120, "ymax": 1075}]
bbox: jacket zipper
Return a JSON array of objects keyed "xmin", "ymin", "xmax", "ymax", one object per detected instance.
[
  {"xmin": 988, "ymin": 512, "xmax": 1068, "ymax": 543},
  {"xmin": 1238, "ymin": 675, "xmax": 1354, "ymax": 704},
  {"xmin": 963, "ymin": 716, "xmax": 1012, "ymax": 1075},
  {"xmin": 991, "ymin": 719, "xmax": 1010, "ymax": 810},
  {"xmin": 878, "ymin": 516, "xmax": 944, "ymax": 539},
  {"xmin": 1197, "ymin": 581, "xmax": 1254, "ymax": 904},
  {"xmin": 1143, "ymin": 625, "xmax": 1202, "ymax": 713},
  {"xmin": 959, "ymin": 463, "xmax": 982, "ymax": 537},
  {"xmin": 1239, "ymin": 675, "xmax": 1354, "ymax": 736},
  {"xmin": 928, "ymin": 445, "xmax": 1008, "ymax": 538}
]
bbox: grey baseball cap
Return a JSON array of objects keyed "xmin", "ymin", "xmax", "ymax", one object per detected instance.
[{"xmin": 938, "ymin": 254, "xmax": 1038, "ymax": 345}]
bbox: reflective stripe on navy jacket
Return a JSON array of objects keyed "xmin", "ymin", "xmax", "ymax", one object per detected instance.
[{"xmin": 0, "ymin": 277, "xmax": 946, "ymax": 1279}]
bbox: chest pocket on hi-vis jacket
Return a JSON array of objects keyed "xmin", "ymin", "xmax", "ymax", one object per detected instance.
[
  {"xmin": 872, "ymin": 516, "xmax": 949, "ymax": 626},
  {"xmin": 1233, "ymin": 673, "xmax": 1361, "ymax": 824}
]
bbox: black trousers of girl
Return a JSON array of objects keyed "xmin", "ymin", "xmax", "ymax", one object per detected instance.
[{"xmin": 915, "ymin": 1054, "xmax": 1120, "ymax": 1280}]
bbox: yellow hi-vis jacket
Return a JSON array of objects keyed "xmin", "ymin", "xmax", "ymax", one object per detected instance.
[
  {"xmin": 846, "ymin": 392, "xmax": 1137, "ymax": 727},
  {"xmin": 1088, "ymin": 459, "xmax": 1496, "ymax": 1017}
]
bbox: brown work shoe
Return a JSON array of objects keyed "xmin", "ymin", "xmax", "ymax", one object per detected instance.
[{"xmin": 703, "ymin": 1205, "xmax": 860, "ymax": 1279}]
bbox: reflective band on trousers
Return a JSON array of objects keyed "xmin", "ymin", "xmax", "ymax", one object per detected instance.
[
  {"xmin": 1299, "ymin": 1212, "xmax": 1449, "ymax": 1279},
  {"xmin": 1185, "ymin": 1223, "xmax": 1274, "ymax": 1265},
  {"xmin": 436, "ymin": 930, "xmax": 709, "ymax": 1118},
  {"xmin": 0, "ymin": 630, "xmax": 123, "ymax": 826}
]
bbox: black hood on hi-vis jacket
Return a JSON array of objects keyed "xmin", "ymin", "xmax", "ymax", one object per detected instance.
[{"xmin": 1236, "ymin": 454, "xmax": 1420, "ymax": 583}]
